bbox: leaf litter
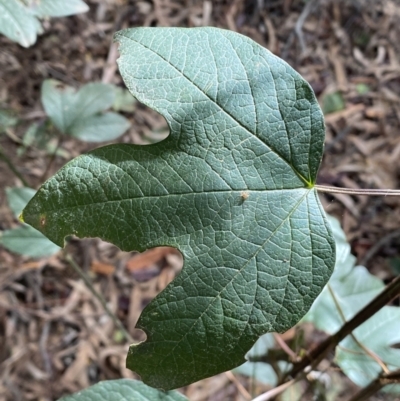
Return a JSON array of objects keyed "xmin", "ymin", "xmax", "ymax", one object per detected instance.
[{"xmin": 1, "ymin": 0, "xmax": 400, "ymax": 400}]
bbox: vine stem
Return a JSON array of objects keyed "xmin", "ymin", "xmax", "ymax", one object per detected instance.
[
  {"xmin": 0, "ymin": 145, "xmax": 30, "ymax": 187},
  {"xmin": 346, "ymin": 368, "xmax": 400, "ymax": 401},
  {"xmin": 285, "ymin": 274, "xmax": 400, "ymax": 379},
  {"xmin": 40, "ymin": 135, "xmax": 64, "ymax": 182},
  {"xmin": 315, "ymin": 185, "xmax": 400, "ymax": 196},
  {"xmin": 327, "ymin": 284, "xmax": 389, "ymax": 374},
  {"xmin": 252, "ymin": 378, "xmax": 297, "ymax": 401},
  {"xmin": 65, "ymin": 253, "xmax": 134, "ymax": 343}
]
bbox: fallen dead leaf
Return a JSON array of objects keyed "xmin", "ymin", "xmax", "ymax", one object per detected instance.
[
  {"xmin": 126, "ymin": 247, "xmax": 178, "ymax": 272},
  {"xmin": 90, "ymin": 260, "xmax": 115, "ymax": 275}
]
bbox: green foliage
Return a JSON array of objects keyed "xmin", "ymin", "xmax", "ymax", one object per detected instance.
[
  {"xmin": 305, "ymin": 216, "xmax": 400, "ymax": 393},
  {"xmin": 234, "ymin": 333, "xmax": 290, "ymax": 386},
  {"xmin": 112, "ymin": 87, "xmax": 137, "ymax": 113},
  {"xmin": 6, "ymin": 187, "xmax": 36, "ymax": 217},
  {"xmin": 0, "ymin": 187, "xmax": 60, "ymax": 258},
  {"xmin": 41, "ymin": 80, "xmax": 131, "ymax": 142},
  {"xmin": 355, "ymin": 83, "xmax": 370, "ymax": 95},
  {"xmin": 337, "ymin": 308, "xmax": 400, "ymax": 394},
  {"xmin": 17, "ymin": 122, "xmax": 70, "ymax": 158},
  {"xmin": 0, "ymin": 0, "xmax": 88, "ymax": 48},
  {"xmin": 0, "ymin": 110, "xmax": 18, "ymax": 132},
  {"xmin": 322, "ymin": 91, "xmax": 345, "ymax": 114},
  {"xmin": 25, "ymin": 0, "xmax": 89, "ymax": 18},
  {"xmin": 57, "ymin": 379, "xmax": 188, "ymax": 401},
  {"xmin": 22, "ymin": 27, "xmax": 335, "ymax": 390}
]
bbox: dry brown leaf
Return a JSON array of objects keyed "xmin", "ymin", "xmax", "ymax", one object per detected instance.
[
  {"xmin": 128, "ymin": 285, "xmax": 143, "ymax": 335},
  {"xmin": 365, "ymin": 105, "xmax": 386, "ymax": 119},
  {"xmin": 61, "ymin": 340, "xmax": 96, "ymax": 389},
  {"xmin": 90, "ymin": 260, "xmax": 115, "ymax": 275},
  {"xmin": 126, "ymin": 247, "xmax": 177, "ymax": 272}
]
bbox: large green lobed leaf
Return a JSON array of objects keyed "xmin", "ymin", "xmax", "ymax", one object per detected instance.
[{"xmin": 22, "ymin": 27, "xmax": 335, "ymax": 389}]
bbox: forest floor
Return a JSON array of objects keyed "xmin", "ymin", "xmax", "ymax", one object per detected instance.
[{"xmin": 1, "ymin": 0, "xmax": 400, "ymax": 400}]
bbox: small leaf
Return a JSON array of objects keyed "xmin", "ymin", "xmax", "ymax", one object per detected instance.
[
  {"xmin": 57, "ymin": 379, "xmax": 188, "ymax": 401},
  {"xmin": 322, "ymin": 91, "xmax": 345, "ymax": 115},
  {"xmin": 336, "ymin": 307, "xmax": 400, "ymax": 393},
  {"xmin": 25, "ymin": 0, "xmax": 89, "ymax": 18},
  {"xmin": 234, "ymin": 333, "xmax": 290, "ymax": 386},
  {"xmin": 21, "ymin": 123, "xmax": 42, "ymax": 147},
  {"xmin": 6, "ymin": 187, "xmax": 36, "ymax": 218},
  {"xmin": 0, "ymin": 110, "xmax": 18, "ymax": 132},
  {"xmin": 69, "ymin": 112, "xmax": 131, "ymax": 142},
  {"xmin": 112, "ymin": 87, "xmax": 137, "ymax": 113},
  {"xmin": 1, "ymin": 225, "xmax": 60, "ymax": 258},
  {"xmin": 235, "ymin": 361, "xmax": 278, "ymax": 386},
  {"xmin": 2, "ymin": 187, "xmax": 60, "ymax": 258},
  {"xmin": 246, "ymin": 333, "xmax": 276, "ymax": 359},
  {"xmin": 304, "ymin": 265, "xmax": 383, "ymax": 334},
  {"xmin": 41, "ymin": 80, "xmax": 114, "ymax": 132},
  {"xmin": 0, "ymin": 0, "xmax": 41, "ymax": 47},
  {"xmin": 41, "ymin": 80, "xmax": 130, "ymax": 141},
  {"xmin": 355, "ymin": 83, "xmax": 370, "ymax": 95},
  {"xmin": 23, "ymin": 27, "xmax": 335, "ymax": 389}
]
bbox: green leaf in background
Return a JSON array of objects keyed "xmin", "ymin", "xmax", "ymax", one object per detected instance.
[
  {"xmin": 23, "ymin": 27, "xmax": 335, "ymax": 389},
  {"xmin": 0, "ymin": 0, "xmax": 41, "ymax": 47},
  {"xmin": 0, "ymin": 187, "xmax": 60, "ymax": 258},
  {"xmin": 322, "ymin": 91, "xmax": 345, "ymax": 115},
  {"xmin": 305, "ymin": 215, "xmax": 400, "ymax": 393},
  {"xmin": 355, "ymin": 83, "xmax": 370, "ymax": 95},
  {"xmin": 235, "ymin": 333, "xmax": 290, "ymax": 386},
  {"xmin": 304, "ymin": 215, "xmax": 383, "ymax": 333},
  {"xmin": 57, "ymin": 379, "xmax": 188, "ymax": 401},
  {"xmin": 25, "ymin": 0, "xmax": 89, "ymax": 18},
  {"xmin": 41, "ymin": 80, "xmax": 131, "ymax": 142},
  {"xmin": 0, "ymin": 225, "xmax": 61, "ymax": 258},
  {"xmin": 69, "ymin": 112, "xmax": 131, "ymax": 142},
  {"xmin": 112, "ymin": 87, "xmax": 137, "ymax": 113},
  {"xmin": 5, "ymin": 187, "xmax": 36, "ymax": 218},
  {"xmin": 0, "ymin": 110, "xmax": 18, "ymax": 132},
  {"xmin": 0, "ymin": 0, "xmax": 88, "ymax": 47},
  {"xmin": 337, "ymin": 307, "xmax": 400, "ymax": 393}
]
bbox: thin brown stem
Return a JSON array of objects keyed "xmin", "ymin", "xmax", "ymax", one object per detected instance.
[
  {"xmin": 286, "ymin": 275, "xmax": 400, "ymax": 379},
  {"xmin": 252, "ymin": 378, "xmax": 297, "ymax": 401},
  {"xmin": 327, "ymin": 285, "xmax": 390, "ymax": 374},
  {"xmin": 65, "ymin": 253, "xmax": 134, "ymax": 343},
  {"xmin": 40, "ymin": 135, "xmax": 63, "ymax": 182},
  {"xmin": 346, "ymin": 368, "xmax": 400, "ymax": 401},
  {"xmin": 360, "ymin": 228, "xmax": 400, "ymax": 267},
  {"xmin": 315, "ymin": 185, "xmax": 400, "ymax": 196},
  {"xmin": 0, "ymin": 145, "xmax": 30, "ymax": 187},
  {"xmin": 225, "ymin": 371, "xmax": 251, "ymax": 400},
  {"xmin": 273, "ymin": 333, "xmax": 298, "ymax": 361}
]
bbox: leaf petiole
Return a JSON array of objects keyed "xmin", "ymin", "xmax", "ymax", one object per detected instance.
[{"xmin": 315, "ymin": 185, "xmax": 400, "ymax": 196}]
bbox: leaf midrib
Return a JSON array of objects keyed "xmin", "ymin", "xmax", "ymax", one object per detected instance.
[
  {"xmin": 30, "ymin": 187, "xmax": 307, "ymax": 215},
  {"xmin": 118, "ymin": 31, "xmax": 311, "ymax": 187}
]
